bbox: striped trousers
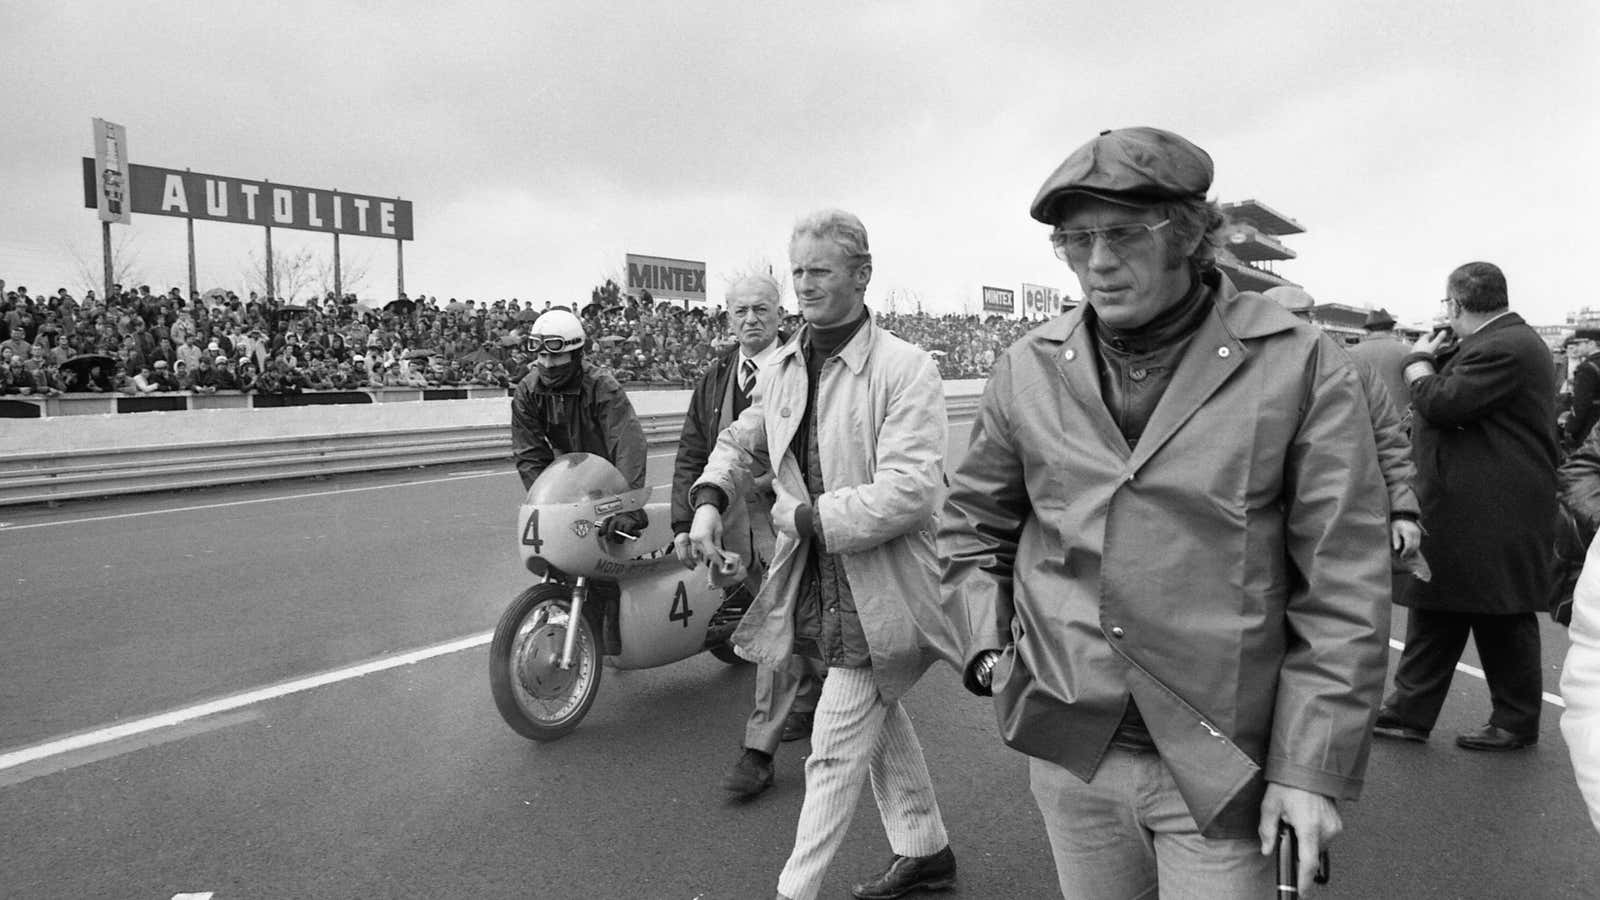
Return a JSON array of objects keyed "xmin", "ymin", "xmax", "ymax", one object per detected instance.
[{"xmin": 775, "ymin": 666, "xmax": 948, "ymax": 900}]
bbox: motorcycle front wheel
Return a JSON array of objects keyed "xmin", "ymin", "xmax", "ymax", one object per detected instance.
[{"xmin": 490, "ymin": 583, "xmax": 602, "ymax": 742}]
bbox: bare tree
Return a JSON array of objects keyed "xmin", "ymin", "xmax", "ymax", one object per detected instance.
[
  {"xmin": 246, "ymin": 246, "xmax": 319, "ymax": 302},
  {"xmin": 314, "ymin": 247, "xmax": 373, "ymax": 300},
  {"xmin": 65, "ymin": 230, "xmax": 144, "ymax": 296}
]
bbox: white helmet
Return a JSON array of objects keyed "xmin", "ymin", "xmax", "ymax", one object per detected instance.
[{"xmin": 526, "ymin": 309, "xmax": 586, "ymax": 354}]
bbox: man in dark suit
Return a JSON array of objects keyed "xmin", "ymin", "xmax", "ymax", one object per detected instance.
[
  {"xmin": 670, "ymin": 274, "xmax": 823, "ymax": 797},
  {"xmin": 1563, "ymin": 328, "xmax": 1600, "ymax": 450},
  {"xmin": 1375, "ymin": 261, "xmax": 1559, "ymax": 751}
]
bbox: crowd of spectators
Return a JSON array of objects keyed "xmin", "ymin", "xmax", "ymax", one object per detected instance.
[{"xmin": 0, "ymin": 275, "xmax": 1045, "ymax": 399}]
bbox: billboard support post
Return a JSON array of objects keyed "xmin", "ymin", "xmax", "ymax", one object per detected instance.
[
  {"xmin": 186, "ymin": 215, "xmax": 197, "ymax": 302},
  {"xmin": 396, "ymin": 237, "xmax": 404, "ymax": 301},
  {"xmin": 333, "ymin": 232, "xmax": 342, "ymax": 301},
  {"xmin": 101, "ymin": 221, "xmax": 113, "ymax": 300},
  {"xmin": 265, "ymin": 224, "xmax": 274, "ymax": 300}
]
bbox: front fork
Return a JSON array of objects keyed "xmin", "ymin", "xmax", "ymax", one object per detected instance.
[{"xmin": 560, "ymin": 576, "xmax": 589, "ymax": 670}]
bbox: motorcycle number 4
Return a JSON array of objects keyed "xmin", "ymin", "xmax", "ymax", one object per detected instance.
[{"xmin": 669, "ymin": 581, "xmax": 694, "ymax": 628}]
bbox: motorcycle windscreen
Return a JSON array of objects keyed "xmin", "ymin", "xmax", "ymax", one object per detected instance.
[{"xmin": 524, "ymin": 452, "xmax": 630, "ymax": 505}]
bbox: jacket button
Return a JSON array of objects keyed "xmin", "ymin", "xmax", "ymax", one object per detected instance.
[
  {"xmin": 1063, "ymin": 349, "xmax": 1077, "ymax": 362},
  {"xmin": 1111, "ymin": 626, "xmax": 1126, "ymax": 638},
  {"xmin": 780, "ymin": 407, "xmax": 791, "ymax": 417},
  {"xmin": 1217, "ymin": 346, "xmax": 1231, "ymax": 358}
]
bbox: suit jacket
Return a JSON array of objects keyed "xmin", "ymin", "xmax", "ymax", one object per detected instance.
[{"xmin": 1402, "ymin": 312, "xmax": 1559, "ymax": 614}]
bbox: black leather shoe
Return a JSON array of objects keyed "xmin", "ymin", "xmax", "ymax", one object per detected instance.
[
  {"xmin": 780, "ymin": 710, "xmax": 814, "ymax": 742},
  {"xmin": 720, "ymin": 748, "xmax": 774, "ymax": 796},
  {"xmin": 1455, "ymin": 724, "xmax": 1537, "ymax": 751},
  {"xmin": 850, "ymin": 846, "xmax": 956, "ymax": 900},
  {"xmin": 1372, "ymin": 710, "xmax": 1428, "ymax": 743}
]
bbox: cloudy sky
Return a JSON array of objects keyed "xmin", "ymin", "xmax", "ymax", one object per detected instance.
[{"xmin": 2, "ymin": 1, "xmax": 1595, "ymax": 326}]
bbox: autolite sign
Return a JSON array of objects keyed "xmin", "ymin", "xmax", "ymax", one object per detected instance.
[
  {"xmin": 626, "ymin": 253, "xmax": 707, "ymax": 303},
  {"xmin": 80, "ymin": 159, "xmax": 414, "ymax": 240}
]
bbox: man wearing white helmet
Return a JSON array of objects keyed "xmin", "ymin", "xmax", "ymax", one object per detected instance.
[{"xmin": 511, "ymin": 306, "xmax": 648, "ymax": 525}]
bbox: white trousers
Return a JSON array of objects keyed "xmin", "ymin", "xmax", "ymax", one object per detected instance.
[{"xmin": 775, "ymin": 666, "xmax": 948, "ymax": 900}]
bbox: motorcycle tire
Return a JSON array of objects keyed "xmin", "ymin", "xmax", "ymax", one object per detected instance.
[
  {"xmin": 490, "ymin": 583, "xmax": 602, "ymax": 742},
  {"xmin": 707, "ymin": 641, "xmax": 749, "ymax": 665}
]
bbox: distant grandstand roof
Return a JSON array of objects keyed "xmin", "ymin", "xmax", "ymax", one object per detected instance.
[{"xmin": 1220, "ymin": 199, "xmax": 1305, "ymax": 236}]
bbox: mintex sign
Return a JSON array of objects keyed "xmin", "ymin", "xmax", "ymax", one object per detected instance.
[
  {"xmin": 81, "ymin": 159, "xmax": 414, "ymax": 240},
  {"xmin": 982, "ymin": 286, "xmax": 1015, "ymax": 314},
  {"xmin": 626, "ymin": 253, "xmax": 706, "ymax": 304}
]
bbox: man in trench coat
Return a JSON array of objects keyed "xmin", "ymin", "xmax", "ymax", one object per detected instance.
[
  {"xmin": 1374, "ymin": 261, "xmax": 1558, "ymax": 751},
  {"xmin": 940, "ymin": 127, "xmax": 1391, "ymax": 897},
  {"xmin": 687, "ymin": 210, "xmax": 954, "ymax": 900}
]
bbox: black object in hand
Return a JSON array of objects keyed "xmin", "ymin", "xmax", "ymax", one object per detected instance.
[
  {"xmin": 1276, "ymin": 822, "xmax": 1330, "ymax": 898},
  {"xmin": 602, "ymin": 509, "xmax": 648, "ymax": 543}
]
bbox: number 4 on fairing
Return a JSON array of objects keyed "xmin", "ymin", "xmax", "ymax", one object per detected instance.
[{"xmin": 669, "ymin": 581, "xmax": 694, "ymax": 627}]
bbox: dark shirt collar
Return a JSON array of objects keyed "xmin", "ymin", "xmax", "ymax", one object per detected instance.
[
  {"xmin": 1092, "ymin": 265, "xmax": 1215, "ymax": 356},
  {"xmin": 803, "ymin": 308, "xmax": 871, "ymax": 360}
]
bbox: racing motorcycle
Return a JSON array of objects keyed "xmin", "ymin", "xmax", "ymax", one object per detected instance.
[{"xmin": 489, "ymin": 453, "xmax": 751, "ymax": 742}]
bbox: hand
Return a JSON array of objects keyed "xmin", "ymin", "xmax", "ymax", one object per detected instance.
[
  {"xmin": 601, "ymin": 508, "xmax": 648, "ymax": 544},
  {"xmin": 1390, "ymin": 519, "xmax": 1422, "ymax": 558},
  {"xmin": 672, "ymin": 532, "xmax": 697, "ymax": 569},
  {"xmin": 687, "ymin": 504, "xmax": 725, "ymax": 564},
  {"xmin": 1411, "ymin": 329, "xmax": 1451, "ymax": 355},
  {"xmin": 1258, "ymin": 784, "xmax": 1341, "ymax": 894}
]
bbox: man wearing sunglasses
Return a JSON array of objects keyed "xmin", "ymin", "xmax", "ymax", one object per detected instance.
[{"xmin": 939, "ymin": 127, "xmax": 1389, "ymax": 897}]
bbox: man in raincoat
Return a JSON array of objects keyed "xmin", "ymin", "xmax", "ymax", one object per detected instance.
[
  {"xmin": 687, "ymin": 210, "xmax": 955, "ymax": 900},
  {"xmin": 940, "ymin": 127, "xmax": 1391, "ymax": 897}
]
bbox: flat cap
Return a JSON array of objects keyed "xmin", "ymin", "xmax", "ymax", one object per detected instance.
[{"xmin": 1031, "ymin": 126, "xmax": 1213, "ymax": 224}]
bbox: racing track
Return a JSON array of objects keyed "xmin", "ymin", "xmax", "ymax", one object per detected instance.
[{"xmin": 0, "ymin": 426, "xmax": 1594, "ymax": 898}]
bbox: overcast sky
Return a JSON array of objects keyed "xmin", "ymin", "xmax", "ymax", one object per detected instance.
[{"xmin": 2, "ymin": 1, "xmax": 1595, "ymax": 326}]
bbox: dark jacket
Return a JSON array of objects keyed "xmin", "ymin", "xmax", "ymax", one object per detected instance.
[
  {"xmin": 671, "ymin": 345, "xmax": 740, "ymax": 533},
  {"xmin": 1402, "ymin": 312, "xmax": 1559, "ymax": 614},
  {"xmin": 511, "ymin": 360, "xmax": 647, "ymax": 491},
  {"xmin": 1568, "ymin": 353, "xmax": 1600, "ymax": 447}
]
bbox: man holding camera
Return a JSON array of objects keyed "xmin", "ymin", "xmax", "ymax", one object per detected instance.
[{"xmin": 1375, "ymin": 262, "xmax": 1558, "ymax": 751}]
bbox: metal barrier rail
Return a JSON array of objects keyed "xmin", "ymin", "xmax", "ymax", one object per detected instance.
[{"xmin": 0, "ymin": 396, "xmax": 982, "ymax": 507}]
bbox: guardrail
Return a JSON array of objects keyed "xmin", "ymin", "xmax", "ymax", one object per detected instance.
[{"xmin": 0, "ymin": 393, "xmax": 983, "ymax": 507}]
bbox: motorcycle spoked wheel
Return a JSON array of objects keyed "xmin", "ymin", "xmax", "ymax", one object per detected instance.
[{"xmin": 489, "ymin": 583, "xmax": 602, "ymax": 742}]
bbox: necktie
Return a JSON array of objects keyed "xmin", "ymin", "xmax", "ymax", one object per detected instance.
[{"xmin": 740, "ymin": 357, "xmax": 757, "ymax": 396}]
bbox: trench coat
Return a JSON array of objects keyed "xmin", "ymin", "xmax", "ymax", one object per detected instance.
[
  {"xmin": 1401, "ymin": 312, "xmax": 1559, "ymax": 614},
  {"xmin": 940, "ymin": 276, "xmax": 1391, "ymax": 838},
  {"xmin": 694, "ymin": 317, "xmax": 948, "ymax": 703}
]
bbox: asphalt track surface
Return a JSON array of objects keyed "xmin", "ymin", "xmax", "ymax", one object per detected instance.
[{"xmin": 2, "ymin": 432, "xmax": 1596, "ymax": 899}]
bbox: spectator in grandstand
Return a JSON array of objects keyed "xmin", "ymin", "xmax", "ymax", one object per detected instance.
[
  {"xmin": 213, "ymin": 357, "xmax": 240, "ymax": 391},
  {"xmin": 131, "ymin": 363, "xmax": 162, "ymax": 394},
  {"xmin": 190, "ymin": 358, "xmax": 219, "ymax": 393},
  {"xmin": 171, "ymin": 360, "xmax": 195, "ymax": 392},
  {"xmin": 2, "ymin": 357, "xmax": 38, "ymax": 395}
]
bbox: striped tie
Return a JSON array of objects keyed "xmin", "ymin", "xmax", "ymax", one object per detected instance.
[{"xmin": 740, "ymin": 357, "xmax": 757, "ymax": 396}]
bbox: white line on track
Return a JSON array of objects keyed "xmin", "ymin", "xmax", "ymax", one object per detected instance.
[
  {"xmin": 0, "ymin": 630, "xmax": 1565, "ymax": 778},
  {"xmin": 0, "ymin": 632, "xmax": 493, "ymax": 774},
  {"xmin": 1387, "ymin": 637, "xmax": 1566, "ymax": 708}
]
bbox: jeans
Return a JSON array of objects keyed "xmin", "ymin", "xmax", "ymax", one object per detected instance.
[{"xmin": 1029, "ymin": 749, "xmax": 1272, "ymax": 900}]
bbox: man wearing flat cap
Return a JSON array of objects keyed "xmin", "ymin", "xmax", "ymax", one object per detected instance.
[{"xmin": 938, "ymin": 126, "xmax": 1389, "ymax": 896}]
